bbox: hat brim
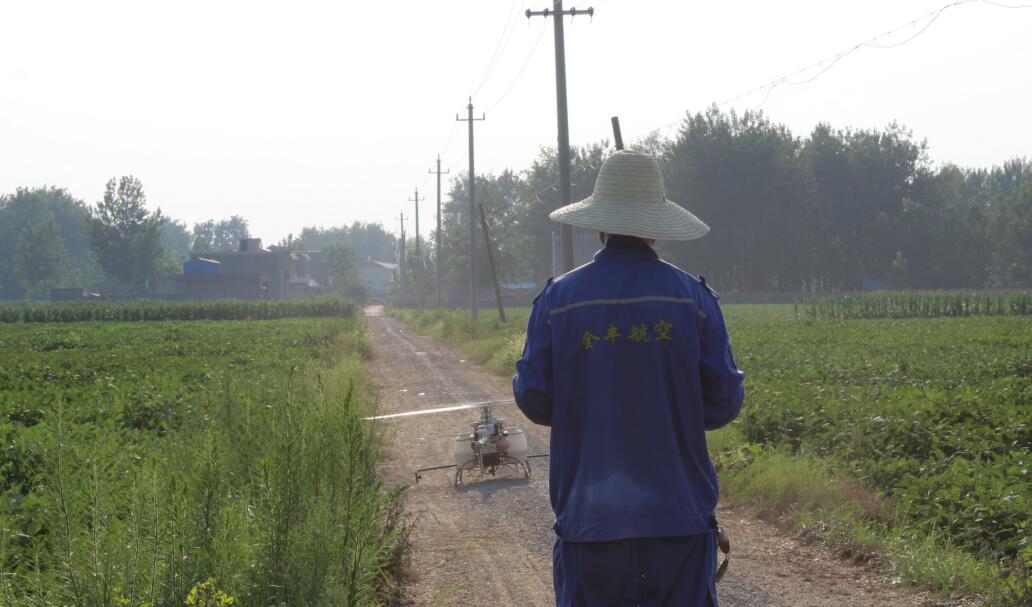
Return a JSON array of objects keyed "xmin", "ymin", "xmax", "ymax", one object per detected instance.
[{"xmin": 548, "ymin": 196, "xmax": 710, "ymax": 241}]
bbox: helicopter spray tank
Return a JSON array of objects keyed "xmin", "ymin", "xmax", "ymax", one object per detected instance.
[{"xmin": 450, "ymin": 407, "xmax": 531, "ymax": 485}]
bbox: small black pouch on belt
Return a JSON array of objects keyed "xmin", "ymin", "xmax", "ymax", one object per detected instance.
[{"xmin": 715, "ymin": 525, "xmax": 731, "ymax": 582}]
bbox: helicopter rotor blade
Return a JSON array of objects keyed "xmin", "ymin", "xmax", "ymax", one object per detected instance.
[{"xmin": 363, "ymin": 398, "xmax": 517, "ymax": 421}]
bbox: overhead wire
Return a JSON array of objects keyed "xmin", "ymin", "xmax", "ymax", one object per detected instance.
[
  {"xmin": 718, "ymin": 0, "xmax": 1031, "ymax": 110},
  {"xmin": 484, "ymin": 21, "xmax": 550, "ymax": 113},
  {"xmin": 470, "ymin": 0, "xmax": 525, "ymax": 98},
  {"xmin": 621, "ymin": 0, "xmax": 1031, "ymax": 146},
  {"xmin": 413, "ymin": 1, "xmax": 527, "ymax": 209},
  {"xmin": 417, "ymin": 0, "xmax": 1032, "ymax": 217}
]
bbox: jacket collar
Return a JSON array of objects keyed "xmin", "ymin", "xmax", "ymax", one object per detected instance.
[{"xmin": 595, "ymin": 235, "xmax": 659, "ymax": 261}]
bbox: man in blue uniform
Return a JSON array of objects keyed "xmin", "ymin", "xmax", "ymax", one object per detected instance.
[{"xmin": 513, "ymin": 149, "xmax": 745, "ymax": 607}]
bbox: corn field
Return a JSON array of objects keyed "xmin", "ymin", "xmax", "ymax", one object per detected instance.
[
  {"xmin": 799, "ymin": 291, "xmax": 1032, "ymax": 319},
  {"xmin": 0, "ymin": 296, "xmax": 356, "ymax": 323}
]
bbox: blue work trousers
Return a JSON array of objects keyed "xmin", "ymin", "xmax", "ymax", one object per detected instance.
[{"xmin": 553, "ymin": 533, "xmax": 718, "ymax": 607}]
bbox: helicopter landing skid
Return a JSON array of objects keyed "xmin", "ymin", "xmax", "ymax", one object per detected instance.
[{"xmin": 454, "ymin": 455, "xmax": 531, "ymax": 487}]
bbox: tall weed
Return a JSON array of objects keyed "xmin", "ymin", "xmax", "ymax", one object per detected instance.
[{"xmin": 0, "ymin": 319, "xmax": 406, "ymax": 606}]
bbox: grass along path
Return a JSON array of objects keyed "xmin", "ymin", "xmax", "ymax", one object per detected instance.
[
  {"xmin": 0, "ymin": 314, "xmax": 406, "ymax": 606},
  {"xmin": 390, "ymin": 305, "xmax": 1026, "ymax": 605}
]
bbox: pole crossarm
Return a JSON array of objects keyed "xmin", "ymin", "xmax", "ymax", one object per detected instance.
[{"xmin": 525, "ymin": 7, "xmax": 593, "ymax": 18}]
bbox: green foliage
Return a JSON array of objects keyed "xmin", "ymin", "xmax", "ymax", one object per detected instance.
[
  {"xmin": 0, "ymin": 186, "xmax": 107, "ymax": 299},
  {"xmin": 88, "ymin": 176, "xmax": 166, "ymax": 289},
  {"xmin": 285, "ymin": 222, "xmax": 396, "ymax": 263},
  {"xmin": 12, "ymin": 211, "xmax": 67, "ymax": 299},
  {"xmin": 191, "ymin": 216, "xmax": 250, "ymax": 252},
  {"xmin": 732, "ymin": 314, "xmax": 1032, "ymax": 562},
  {"xmin": 185, "ymin": 579, "xmax": 236, "ymax": 606},
  {"xmin": 323, "ymin": 244, "xmax": 369, "ymax": 304},
  {"xmin": 988, "ymin": 181, "xmax": 1032, "ymax": 288},
  {"xmin": 390, "ymin": 307, "xmax": 528, "ymax": 376},
  {"xmin": 437, "ymin": 146, "xmax": 604, "ymax": 297},
  {"xmin": 661, "ymin": 107, "xmax": 813, "ymax": 291},
  {"xmin": 801, "ymin": 290, "xmax": 1032, "ymax": 319},
  {"xmin": 396, "ymin": 304, "xmax": 1032, "ymax": 602},
  {"xmin": 431, "ymin": 109, "xmax": 1030, "ymax": 294},
  {"xmin": 0, "ymin": 296, "xmax": 357, "ymax": 323},
  {"xmin": 0, "ymin": 318, "xmax": 407, "ymax": 606},
  {"xmin": 161, "ymin": 219, "xmax": 194, "ymax": 270}
]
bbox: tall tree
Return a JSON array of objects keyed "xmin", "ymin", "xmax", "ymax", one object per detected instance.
[
  {"xmin": 289, "ymin": 222, "xmax": 396, "ymax": 262},
  {"xmin": 0, "ymin": 186, "xmax": 104, "ymax": 298},
  {"xmin": 516, "ymin": 142, "xmax": 605, "ymax": 282},
  {"xmin": 88, "ymin": 176, "xmax": 166, "ymax": 289},
  {"xmin": 987, "ymin": 181, "xmax": 1032, "ymax": 287},
  {"xmin": 161, "ymin": 219, "xmax": 193, "ymax": 260},
  {"xmin": 13, "ymin": 211, "xmax": 68, "ymax": 298},
  {"xmin": 191, "ymin": 215, "xmax": 250, "ymax": 251},
  {"xmin": 662, "ymin": 107, "xmax": 811, "ymax": 290},
  {"xmin": 322, "ymin": 243, "xmax": 368, "ymax": 303}
]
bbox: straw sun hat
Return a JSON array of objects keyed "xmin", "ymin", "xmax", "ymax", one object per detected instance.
[{"xmin": 548, "ymin": 149, "xmax": 709, "ymax": 241}]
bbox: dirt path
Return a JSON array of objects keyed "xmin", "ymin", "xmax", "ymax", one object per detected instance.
[{"xmin": 364, "ymin": 307, "xmax": 944, "ymax": 607}]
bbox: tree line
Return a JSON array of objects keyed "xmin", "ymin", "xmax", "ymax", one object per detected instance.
[
  {"xmin": 5, "ymin": 106, "xmax": 1030, "ymax": 300},
  {"xmin": 0, "ymin": 179, "xmax": 396, "ymax": 300},
  {"xmin": 423, "ymin": 106, "xmax": 1031, "ymax": 297}
]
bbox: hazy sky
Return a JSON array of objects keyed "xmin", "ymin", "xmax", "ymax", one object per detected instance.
[{"xmin": 2, "ymin": 0, "xmax": 1029, "ymax": 242}]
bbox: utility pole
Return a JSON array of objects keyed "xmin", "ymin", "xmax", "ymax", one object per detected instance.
[
  {"xmin": 409, "ymin": 188, "xmax": 423, "ymax": 260},
  {"xmin": 396, "ymin": 211, "xmax": 407, "ymax": 306},
  {"xmin": 409, "ymin": 188, "xmax": 423, "ymax": 307},
  {"xmin": 527, "ymin": 1, "xmax": 593, "ymax": 274},
  {"xmin": 456, "ymin": 97, "xmax": 485, "ymax": 321},
  {"xmin": 478, "ymin": 202, "xmax": 507, "ymax": 323},
  {"xmin": 429, "ymin": 155, "xmax": 450, "ymax": 307}
]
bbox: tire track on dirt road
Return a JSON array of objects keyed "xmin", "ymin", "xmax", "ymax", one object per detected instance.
[{"xmin": 364, "ymin": 307, "xmax": 942, "ymax": 607}]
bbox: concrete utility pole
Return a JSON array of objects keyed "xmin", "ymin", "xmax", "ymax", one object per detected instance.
[
  {"xmin": 429, "ymin": 155, "xmax": 450, "ymax": 307},
  {"xmin": 409, "ymin": 188, "xmax": 424, "ymax": 307},
  {"xmin": 527, "ymin": 1, "xmax": 593, "ymax": 274},
  {"xmin": 409, "ymin": 188, "xmax": 422, "ymax": 260},
  {"xmin": 456, "ymin": 98, "xmax": 485, "ymax": 320},
  {"xmin": 397, "ymin": 211, "xmax": 407, "ymax": 306}
]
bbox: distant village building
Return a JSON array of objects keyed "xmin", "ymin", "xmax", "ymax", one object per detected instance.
[
  {"xmin": 151, "ymin": 238, "xmax": 332, "ymax": 300},
  {"xmin": 359, "ymin": 257, "xmax": 398, "ymax": 303}
]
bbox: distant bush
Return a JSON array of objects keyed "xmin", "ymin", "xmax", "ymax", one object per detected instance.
[{"xmin": 0, "ymin": 296, "xmax": 357, "ymax": 323}]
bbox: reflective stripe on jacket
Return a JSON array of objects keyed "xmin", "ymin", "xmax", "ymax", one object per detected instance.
[{"xmin": 513, "ymin": 237, "xmax": 745, "ymax": 542}]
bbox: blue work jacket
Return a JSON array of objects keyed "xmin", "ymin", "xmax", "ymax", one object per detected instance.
[{"xmin": 513, "ymin": 237, "xmax": 745, "ymax": 542}]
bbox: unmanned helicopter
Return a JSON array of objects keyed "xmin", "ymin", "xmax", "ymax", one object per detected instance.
[{"xmin": 365, "ymin": 398, "xmax": 548, "ymax": 486}]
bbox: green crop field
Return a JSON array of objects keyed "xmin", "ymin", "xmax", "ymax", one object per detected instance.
[
  {"xmin": 393, "ymin": 304, "xmax": 1032, "ymax": 603},
  {"xmin": 800, "ymin": 290, "xmax": 1032, "ymax": 319},
  {"xmin": 0, "ymin": 312, "xmax": 405, "ymax": 606},
  {"xmin": 0, "ymin": 296, "xmax": 357, "ymax": 323}
]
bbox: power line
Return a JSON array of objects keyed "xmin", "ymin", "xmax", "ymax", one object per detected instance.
[
  {"xmin": 484, "ymin": 21, "xmax": 550, "ymax": 113},
  {"xmin": 622, "ymin": 0, "xmax": 1032, "ymax": 146},
  {"xmin": 471, "ymin": 0, "xmax": 525, "ymax": 98},
  {"xmin": 719, "ymin": 0, "xmax": 1032, "ymax": 109}
]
